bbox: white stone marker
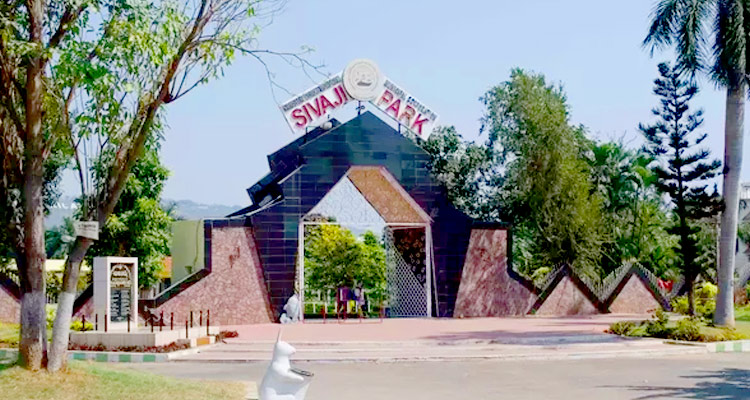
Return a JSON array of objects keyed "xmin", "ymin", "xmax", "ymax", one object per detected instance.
[{"xmin": 93, "ymin": 257, "xmax": 138, "ymax": 330}]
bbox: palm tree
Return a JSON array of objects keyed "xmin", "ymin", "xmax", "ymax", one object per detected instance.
[{"xmin": 645, "ymin": 0, "xmax": 747, "ymax": 326}]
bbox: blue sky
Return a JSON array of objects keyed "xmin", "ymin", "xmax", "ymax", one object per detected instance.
[{"xmin": 64, "ymin": 0, "xmax": 749, "ymax": 206}]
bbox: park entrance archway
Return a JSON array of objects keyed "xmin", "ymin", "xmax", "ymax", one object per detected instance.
[{"xmin": 298, "ymin": 166, "xmax": 433, "ymax": 319}]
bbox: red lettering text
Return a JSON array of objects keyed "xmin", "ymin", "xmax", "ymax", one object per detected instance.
[{"xmin": 291, "ymin": 108, "xmax": 308, "ymax": 127}]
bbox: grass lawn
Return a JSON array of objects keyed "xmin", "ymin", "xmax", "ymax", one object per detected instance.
[
  {"xmin": 0, "ymin": 322, "xmax": 19, "ymax": 348},
  {"xmin": 0, "ymin": 361, "xmax": 246, "ymax": 400}
]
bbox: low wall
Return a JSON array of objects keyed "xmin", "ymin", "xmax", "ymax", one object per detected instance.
[
  {"xmin": 0, "ymin": 284, "xmax": 20, "ymax": 324},
  {"xmin": 453, "ymin": 228, "xmax": 537, "ymax": 317},
  {"xmin": 145, "ymin": 224, "xmax": 274, "ymax": 326}
]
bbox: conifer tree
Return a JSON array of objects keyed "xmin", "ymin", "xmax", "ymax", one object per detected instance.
[{"xmin": 640, "ymin": 62, "xmax": 721, "ymax": 315}]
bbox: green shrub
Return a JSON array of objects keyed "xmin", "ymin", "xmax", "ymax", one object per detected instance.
[
  {"xmin": 608, "ymin": 321, "xmax": 637, "ymax": 336},
  {"xmin": 70, "ymin": 319, "xmax": 94, "ymax": 332},
  {"xmin": 645, "ymin": 309, "xmax": 671, "ymax": 337},
  {"xmin": 670, "ymin": 282, "xmax": 717, "ymax": 318},
  {"xmin": 672, "ymin": 318, "xmax": 702, "ymax": 341}
]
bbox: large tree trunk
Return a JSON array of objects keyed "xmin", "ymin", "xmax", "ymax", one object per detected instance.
[
  {"xmin": 18, "ymin": 0, "xmax": 48, "ymax": 370},
  {"xmin": 47, "ymin": 238, "xmax": 93, "ymax": 372},
  {"xmin": 715, "ymin": 79, "xmax": 746, "ymax": 327}
]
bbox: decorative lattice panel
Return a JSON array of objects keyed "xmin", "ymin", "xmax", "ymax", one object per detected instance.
[{"xmin": 384, "ymin": 228, "xmax": 428, "ymax": 317}]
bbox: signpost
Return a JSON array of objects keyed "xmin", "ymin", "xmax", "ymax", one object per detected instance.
[
  {"xmin": 74, "ymin": 221, "xmax": 99, "ymax": 240},
  {"xmin": 279, "ymin": 59, "xmax": 439, "ymax": 140},
  {"xmin": 93, "ymin": 257, "xmax": 138, "ymax": 329}
]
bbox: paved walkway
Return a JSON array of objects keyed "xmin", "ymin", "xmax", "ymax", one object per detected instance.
[
  {"xmin": 173, "ymin": 315, "xmax": 706, "ymax": 362},
  {"xmin": 222, "ymin": 314, "xmax": 646, "ymax": 344}
]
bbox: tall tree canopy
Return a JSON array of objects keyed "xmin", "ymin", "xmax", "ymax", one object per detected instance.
[
  {"xmin": 645, "ymin": 0, "xmax": 748, "ymax": 326},
  {"xmin": 480, "ymin": 69, "xmax": 605, "ymax": 277}
]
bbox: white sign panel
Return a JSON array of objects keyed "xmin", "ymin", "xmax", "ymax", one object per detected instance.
[
  {"xmin": 278, "ymin": 59, "xmax": 439, "ymax": 140},
  {"xmin": 74, "ymin": 221, "xmax": 99, "ymax": 240},
  {"xmin": 370, "ymin": 79, "xmax": 438, "ymax": 141},
  {"xmin": 280, "ymin": 73, "xmax": 352, "ymax": 135}
]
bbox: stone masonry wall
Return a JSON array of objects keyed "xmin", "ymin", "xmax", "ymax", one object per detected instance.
[
  {"xmin": 454, "ymin": 229, "xmax": 537, "ymax": 317},
  {"xmin": 608, "ymin": 275, "xmax": 661, "ymax": 314},
  {"xmin": 0, "ymin": 285, "xmax": 20, "ymax": 324},
  {"xmin": 535, "ymin": 276, "xmax": 599, "ymax": 316},
  {"xmin": 152, "ymin": 226, "xmax": 274, "ymax": 326}
]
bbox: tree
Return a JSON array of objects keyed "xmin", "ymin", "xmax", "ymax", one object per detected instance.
[
  {"xmin": 588, "ymin": 142, "xmax": 679, "ymax": 277},
  {"xmin": 86, "ymin": 144, "xmax": 173, "ymax": 290},
  {"xmin": 645, "ymin": 0, "xmax": 748, "ymax": 326},
  {"xmin": 0, "ymin": 0, "xmax": 318, "ymax": 371},
  {"xmin": 304, "ymin": 225, "xmax": 387, "ymax": 302},
  {"xmin": 481, "ymin": 69, "xmax": 605, "ymax": 278},
  {"xmin": 422, "ymin": 126, "xmax": 497, "ymax": 220},
  {"xmin": 640, "ymin": 62, "xmax": 721, "ymax": 315}
]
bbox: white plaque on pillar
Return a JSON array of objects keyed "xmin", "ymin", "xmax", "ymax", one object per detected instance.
[{"xmin": 93, "ymin": 257, "xmax": 138, "ymax": 330}]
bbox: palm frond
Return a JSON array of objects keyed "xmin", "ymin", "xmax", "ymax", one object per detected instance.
[{"xmin": 712, "ymin": 0, "xmax": 746, "ymax": 86}]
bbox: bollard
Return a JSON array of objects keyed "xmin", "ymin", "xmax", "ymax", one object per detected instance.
[
  {"xmin": 171, "ymin": 312, "xmax": 174, "ymax": 331},
  {"xmin": 160, "ymin": 311, "xmax": 163, "ymax": 332},
  {"xmin": 105, "ymin": 313, "xmax": 108, "ymax": 332},
  {"xmin": 150, "ymin": 315, "xmax": 154, "ymax": 333},
  {"xmin": 206, "ymin": 310, "xmax": 210, "ymax": 336},
  {"xmin": 82, "ymin": 315, "xmax": 87, "ymax": 331},
  {"xmin": 190, "ymin": 311, "xmax": 193, "ymax": 328},
  {"xmin": 200, "ymin": 310, "xmax": 203, "ymax": 326},
  {"xmin": 127, "ymin": 313, "xmax": 130, "ymax": 333},
  {"xmin": 95, "ymin": 314, "xmax": 98, "ymax": 331},
  {"xmin": 185, "ymin": 319, "xmax": 189, "ymax": 339}
]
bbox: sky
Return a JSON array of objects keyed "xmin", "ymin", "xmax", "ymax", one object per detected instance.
[{"xmin": 61, "ymin": 0, "xmax": 750, "ymax": 207}]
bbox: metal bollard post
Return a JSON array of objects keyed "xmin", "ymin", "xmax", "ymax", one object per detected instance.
[
  {"xmin": 95, "ymin": 314, "xmax": 98, "ymax": 331},
  {"xmin": 160, "ymin": 311, "xmax": 163, "ymax": 332},
  {"xmin": 105, "ymin": 313, "xmax": 108, "ymax": 332},
  {"xmin": 190, "ymin": 311, "xmax": 193, "ymax": 328},
  {"xmin": 171, "ymin": 312, "xmax": 174, "ymax": 331},
  {"xmin": 150, "ymin": 315, "xmax": 154, "ymax": 332},
  {"xmin": 185, "ymin": 319, "xmax": 189, "ymax": 339},
  {"xmin": 82, "ymin": 315, "xmax": 87, "ymax": 331},
  {"xmin": 127, "ymin": 313, "xmax": 130, "ymax": 332},
  {"xmin": 200, "ymin": 310, "xmax": 203, "ymax": 326},
  {"xmin": 206, "ymin": 310, "xmax": 210, "ymax": 336}
]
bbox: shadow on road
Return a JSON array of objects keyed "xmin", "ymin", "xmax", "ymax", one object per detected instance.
[{"xmin": 615, "ymin": 368, "xmax": 750, "ymax": 399}]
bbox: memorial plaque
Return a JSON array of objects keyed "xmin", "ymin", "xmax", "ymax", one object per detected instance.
[{"xmin": 110, "ymin": 264, "xmax": 133, "ymax": 322}]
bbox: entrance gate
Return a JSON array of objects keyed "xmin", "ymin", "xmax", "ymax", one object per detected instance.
[{"xmin": 297, "ymin": 221, "xmax": 433, "ymax": 319}]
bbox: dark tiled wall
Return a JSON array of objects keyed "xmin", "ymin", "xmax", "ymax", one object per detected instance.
[{"xmin": 248, "ymin": 112, "xmax": 473, "ymax": 317}]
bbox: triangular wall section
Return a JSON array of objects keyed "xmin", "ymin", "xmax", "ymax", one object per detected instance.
[
  {"xmin": 535, "ymin": 276, "xmax": 599, "ymax": 316},
  {"xmin": 608, "ymin": 274, "xmax": 662, "ymax": 314}
]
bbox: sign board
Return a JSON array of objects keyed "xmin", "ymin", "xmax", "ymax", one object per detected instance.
[
  {"xmin": 279, "ymin": 59, "xmax": 438, "ymax": 140},
  {"xmin": 280, "ymin": 74, "xmax": 352, "ymax": 135},
  {"xmin": 74, "ymin": 221, "xmax": 99, "ymax": 240},
  {"xmin": 370, "ymin": 78, "xmax": 438, "ymax": 141},
  {"xmin": 110, "ymin": 264, "xmax": 133, "ymax": 289}
]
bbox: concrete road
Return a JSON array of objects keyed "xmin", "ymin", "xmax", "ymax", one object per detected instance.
[{"xmin": 125, "ymin": 353, "xmax": 750, "ymax": 399}]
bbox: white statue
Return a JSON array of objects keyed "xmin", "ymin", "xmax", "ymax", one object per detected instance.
[
  {"xmin": 259, "ymin": 331, "xmax": 313, "ymax": 400},
  {"xmin": 279, "ymin": 294, "xmax": 301, "ymax": 324}
]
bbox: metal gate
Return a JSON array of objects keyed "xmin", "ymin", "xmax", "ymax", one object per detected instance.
[{"xmin": 384, "ymin": 227, "xmax": 428, "ymax": 317}]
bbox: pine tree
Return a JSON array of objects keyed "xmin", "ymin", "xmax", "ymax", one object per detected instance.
[{"xmin": 640, "ymin": 62, "xmax": 722, "ymax": 315}]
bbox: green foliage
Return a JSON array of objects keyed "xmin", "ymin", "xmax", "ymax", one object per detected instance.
[
  {"xmin": 588, "ymin": 141, "xmax": 679, "ymax": 276},
  {"xmin": 304, "ymin": 225, "xmax": 387, "ymax": 302},
  {"xmin": 608, "ymin": 320, "xmax": 638, "ymax": 336},
  {"xmin": 672, "ymin": 317, "xmax": 702, "ymax": 341},
  {"xmin": 640, "ymin": 62, "xmax": 722, "ymax": 314},
  {"xmin": 671, "ymin": 282, "xmax": 718, "ymax": 318},
  {"xmin": 69, "ymin": 319, "xmax": 93, "ymax": 332},
  {"xmin": 422, "ymin": 126, "xmax": 496, "ymax": 219},
  {"xmin": 87, "ymin": 147, "xmax": 173, "ymax": 289},
  {"xmin": 481, "ymin": 69, "xmax": 605, "ymax": 277}
]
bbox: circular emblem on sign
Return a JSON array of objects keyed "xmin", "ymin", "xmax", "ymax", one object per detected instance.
[{"xmin": 343, "ymin": 59, "xmax": 383, "ymax": 101}]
